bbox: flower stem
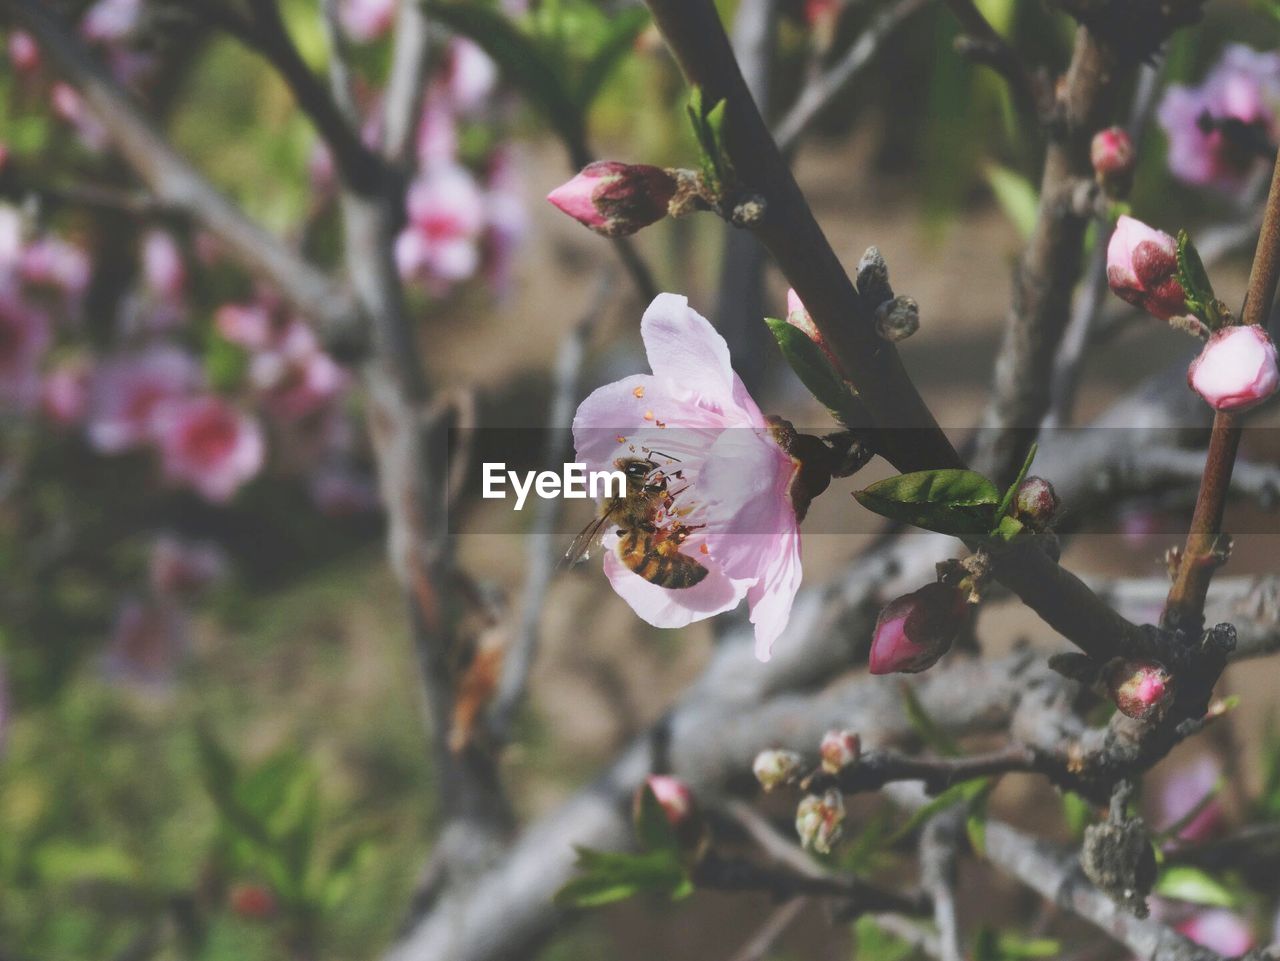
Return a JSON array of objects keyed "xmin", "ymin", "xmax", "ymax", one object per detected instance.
[{"xmin": 1163, "ymin": 148, "xmax": 1280, "ymax": 634}]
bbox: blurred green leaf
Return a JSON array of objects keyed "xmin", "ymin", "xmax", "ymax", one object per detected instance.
[
  {"xmin": 633, "ymin": 782, "xmax": 680, "ymax": 854},
  {"xmin": 1155, "ymin": 866, "xmax": 1238, "ymax": 907},
  {"xmin": 885, "ymin": 778, "xmax": 991, "ymax": 848},
  {"xmin": 985, "ymin": 164, "xmax": 1039, "ymax": 240},
  {"xmin": 851, "ymin": 914, "xmax": 916, "ymax": 961},
  {"xmin": 33, "ymin": 840, "xmax": 139, "ymax": 885},
  {"xmin": 577, "ymin": 7, "xmax": 650, "ymax": 110},
  {"xmin": 855, "ymin": 469, "xmax": 1000, "ymax": 536},
  {"xmin": 554, "ymin": 846, "xmax": 690, "ymax": 908},
  {"xmin": 900, "ymin": 683, "xmax": 961, "ymax": 757},
  {"xmin": 1060, "ymin": 791, "xmax": 1094, "ymax": 840}
]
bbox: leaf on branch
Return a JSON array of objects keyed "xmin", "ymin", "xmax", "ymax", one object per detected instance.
[
  {"xmin": 553, "ymin": 846, "xmax": 691, "ymax": 908},
  {"xmin": 884, "ymin": 778, "xmax": 991, "ymax": 848},
  {"xmin": 996, "ymin": 442, "xmax": 1037, "ymax": 520},
  {"xmin": 851, "ymin": 915, "xmax": 916, "ymax": 961},
  {"xmin": 1154, "ymin": 865, "xmax": 1239, "ymax": 908},
  {"xmin": 686, "ymin": 87, "xmax": 734, "ymax": 198},
  {"xmin": 1176, "ymin": 230, "xmax": 1230, "ymax": 328},
  {"xmin": 854, "ymin": 469, "xmax": 1001, "ymax": 536},
  {"xmin": 765, "ymin": 317, "xmax": 861, "ymax": 423},
  {"xmin": 984, "ymin": 165, "xmax": 1039, "ymax": 241},
  {"xmin": 576, "ymin": 7, "xmax": 650, "ymax": 110}
]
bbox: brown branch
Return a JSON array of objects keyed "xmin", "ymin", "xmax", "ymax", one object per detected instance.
[
  {"xmin": 642, "ymin": 0, "xmax": 961, "ymax": 474},
  {"xmin": 8, "ymin": 0, "xmax": 363, "ymax": 352},
  {"xmin": 1163, "ymin": 148, "xmax": 1280, "ymax": 634}
]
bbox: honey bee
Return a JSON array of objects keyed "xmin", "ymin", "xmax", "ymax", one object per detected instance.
[{"xmin": 564, "ymin": 454, "xmax": 708, "ymax": 589}]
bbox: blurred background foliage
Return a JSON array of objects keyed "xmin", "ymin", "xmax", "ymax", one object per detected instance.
[{"xmin": 2, "ymin": 0, "xmax": 1280, "ymax": 959}]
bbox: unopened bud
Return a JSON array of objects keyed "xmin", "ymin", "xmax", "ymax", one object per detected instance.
[
  {"xmin": 1104, "ymin": 659, "xmax": 1174, "ymax": 721},
  {"xmin": 868, "ymin": 582, "xmax": 968, "ymax": 675},
  {"xmin": 874, "ymin": 295, "xmax": 919, "ymax": 342},
  {"xmin": 1187, "ymin": 324, "xmax": 1280, "ymax": 412},
  {"xmin": 546, "ymin": 161, "xmax": 677, "ymax": 238},
  {"xmin": 784, "ymin": 288, "xmax": 840, "ymax": 369},
  {"xmin": 819, "ymin": 729, "xmax": 861, "ymax": 774},
  {"xmin": 1091, "ymin": 127, "xmax": 1135, "ymax": 191},
  {"xmin": 1106, "ymin": 216, "xmax": 1188, "ymax": 322},
  {"xmin": 1014, "ymin": 476, "xmax": 1059, "ymax": 527},
  {"xmin": 796, "ymin": 790, "xmax": 845, "ymax": 854},
  {"xmin": 228, "ymin": 882, "xmax": 277, "ymax": 920},
  {"xmin": 643, "ymin": 774, "xmax": 696, "ymax": 828},
  {"xmin": 856, "ymin": 245, "xmax": 894, "ymax": 308},
  {"xmin": 753, "ymin": 748, "xmax": 806, "ymax": 792}
]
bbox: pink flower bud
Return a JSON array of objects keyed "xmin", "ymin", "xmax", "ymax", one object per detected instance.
[
  {"xmin": 1090, "ymin": 126, "xmax": 1135, "ymax": 184},
  {"xmin": 141, "ymin": 229, "xmax": 186, "ymax": 303},
  {"xmin": 1015, "ymin": 476, "xmax": 1059, "ymax": 527},
  {"xmin": 1104, "ymin": 659, "xmax": 1174, "ymax": 721},
  {"xmin": 1187, "ymin": 324, "xmax": 1280, "ymax": 412},
  {"xmin": 8, "ymin": 31, "xmax": 40, "ymax": 74},
  {"xmin": 819, "ymin": 730, "xmax": 861, "ymax": 774},
  {"xmin": 868, "ymin": 583, "xmax": 968, "ymax": 675},
  {"xmin": 1106, "ymin": 216, "xmax": 1188, "ymax": 321},
  {"xmin": 40, "ymin": 360, "xmax": 90, "ymax": 426},
  {"xmin": 644, "ymin": 774, "xmax": 696, "ymax": 828},
  {"xmin": 796, "ymin": 790, "xmax": 844, "ymax": 854},
  {"xmin": 546, "ymin": 162, "xmax": 677, "ymax": 238},
  {"xmin": 753, "ymin": 748, "xmax": 806, "ymax": 792}
]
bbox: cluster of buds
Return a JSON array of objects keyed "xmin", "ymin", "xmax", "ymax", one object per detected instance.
[
  {"xmin": 868, "ymin": 582, "xmax": 969, "ymax": 675},
  {"xmin": 547, "ymin": 162, "xmax": 679, "ymax": 238},
  {"xmin": 1091, "ymin": 126, "xmax": 1136, "ymax": 194},
  {"xmin": 1103, "ymin": 658, "xmax": 1175, "ymax": 722},
  {"xmin": 1187, "ymin": 324, "xmax": 1280, "ymax": 412},
  {"xmin": 795, "ymin": 790, "xmax": 845, "ymax": 854}
]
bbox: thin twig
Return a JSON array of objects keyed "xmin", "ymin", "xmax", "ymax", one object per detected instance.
[{"xmin": 1163, "ymin": 146, "xmax": 1280, "ymax": 634}]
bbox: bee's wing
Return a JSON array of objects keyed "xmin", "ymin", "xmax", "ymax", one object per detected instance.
[{"xmin": 561, "ymin": 507, "xmax": 618, "ymax": 568}]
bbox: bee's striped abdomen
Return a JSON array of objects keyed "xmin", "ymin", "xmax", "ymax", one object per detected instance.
[{"xmin": 617, "ymin": 528, "xmax": 708, "ymax": 589}]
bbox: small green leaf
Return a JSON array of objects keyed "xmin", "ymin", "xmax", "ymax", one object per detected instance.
[
  {"xmin": 554, "ymin": 846, "xmax": 689, "ymax": 908},
  {"xmin": 1154, "ymin": 866, "xmax": 1239, "ymax": 908},
  {"xmin": 576, "ymin": 7, "xmax": 649, "ymax": 109},
  {"xmin": 765, "ymin": 317, "xmax": 859, "ymax": 421},
  {"xmin": 990, "ymin": 513, "xmax": 1026, "ymax": 545},
  {"xmin": 854, "ymin": 469, "xmax": 1001, "ymax": 536},
  {"xmin": 966, "ymin": 793, "xmax": 989, "ymax": 855},
  {"xmin": 997, "ymin": 442, "xmax": 1037, "ymax": 520},
  {"xmin": 852, "ymin": 915, "xmax": 916, "ymax": 961},
  {"xmin": 1060, "ymin": 791, "xmax": 1094, "ymax": 840},
  {"xmin": 985, "ymin": 165, "xmax": 1039, "ymax": 240},
  {"xmin": 885, "ymin": 778, "xmax": 991, "ymax": 848},
  {"xmin": 1175, "ymin": 230, "xmax": 1229, "ymax": 328}
]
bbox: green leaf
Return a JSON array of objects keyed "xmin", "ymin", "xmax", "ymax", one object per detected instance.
[
  {"xmin": 985, "ymin": 165, "xmax": 1039, "ymax": 240},
  {"xmin": 1175, "ymin": 230, "xmax": 1229, "ymax": 328},
  {"xmin": 554, "ymin": 847, "xmax": 689, "ymax": 908},
  {"xmin": 1060, "ymin": 791, "xmax": 1094, "ymax": 840},
  {"xmin": 997, "ymin": 442, "xmax": 1037, "ymax": 520},
  {"xmin": 852, "ymin": 914, "xmax": 916, "ymax": 961},
  {"xmin": 34, "ymin": 841, "xmax": 139, "ymax": 885},
  {"xmin": 901, "ymin": 683, "xmax": 961, "ymax": 757},
  {"xmin": 885, "ymin": 778, "xmax": 991, "ymax": 848},
  {"xmin": 990, "ymin": 513, "xmax": 1026, "ymax": 545},
  {"xmin": 576, "ymin": 7, "xmax": 649, "ymax": 110},
  {"xmin": 765, "ymin": 317, "xmax": 860, "ymax": 422},
  {"xmin": 854, "ymin": 469, "xmax": 1001, "ymax": 536},
  {"xmin": 1154, "ymin": 866, "xmax": 1239, "ymax": 908},
  {"xmin": 966, "ymin": 792, "xmax": 989, "ymax": 856},
  {"xmin": 424, "ymin": 2, "xmax": 584, "ymax": 153}
]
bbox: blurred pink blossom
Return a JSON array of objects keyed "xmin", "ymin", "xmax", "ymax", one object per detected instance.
[
  {"xmin": 415, "ymin": 88, "xmax": 459, "ymax": 167},
  {"xmin": 149, "ymin": 533, "xmax": 227, "ymax": 598},
  {"xmin": 80, "ymin": 0, "xmax": 142, "ymax": 43},
  {"xmin": 396, "ymin": 164, "xmax": 486, "ymax": 291},
  {"xmin": 249, "ymin": 320, "xmax": 349, "ymax": 422},
  {"xmin": 339, "ymin": 0, "xmax": 397, "ymax": 43},
  {"xmin": 87, "ymin": 345, "xmax": 203, "ymax": 453},
  {"xmin": 1177, "ymin": 910, "xmax": 1254, "ymax": 955},
  {"xmin": 216, "ymin": 301, "xmax": 277, "ymax": 351},
  {"xmin": 1157, "ymin": 755, "xmax": 1224, "ymax": 843},
  {"xmin": 572, "ymin": 294, "xmax": 803, "ymax": 662},
  {"xmin": 484, "ymin": 148, "xmax": 527, "ymax": 296},
  {"xmin": 141, "ymin": 229, "xmax": 186, "ymax": 304},
  {"xmin": 51, "ymin": 82, "xmax": 110, "ymax": 152},
  {"xmin": 1158, "ymin": 45, "xmax": 1280, "ymax": 190},
  {"xmin": 154, "ymin": 394, "xmax": 265, "ymax": 503},
  {"xmin": 447, "ymin": 39, "xmax": 499, "ymax": 114},
  {"xmin": 40, "ymin": 358, "xmax": 91, "ymax": 426},
  {"xmin": 102, "ymin": 597, "xmax": 189, "ymax": 686},
  {"xmin": 19, "ymin": 236, "xmax": 92, "ymax": 300},
  {"xmin": 0, "ymin": 289, "xmax": 51, "ymax": 411},
  {"xmin": 8, "ymin": 30, "xmax": 40, "ymax": 75}
]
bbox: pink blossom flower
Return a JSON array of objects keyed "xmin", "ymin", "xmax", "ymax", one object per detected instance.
[
  {"xmin": 415, "ymin": 89, "xmax": 459, "ymax": 167},
  {"xmin": 1157, "ymin": 755, "xmax": 1224, "ymax": 843},
  {"xmin": 19, "ymin": 236, "xmax": 92, "ymax": 300},
  {"xmin": 141, "ymin": 229, "xmax": 186, "ymax": 304},
  {"xmin": 447, "ymin": 39, "xmax": 498, "ymax": 114},
  {"xmin": 50, "ymin": 82, "xmax": 109, "ymax": 152},
  {"xmin": 1106, "ymin": 216, "xmax": 1188, "ymax": 321},
  {"xmin": 572, "ymin": 294, "xmax": 803, "ymax": 662},
  {"xmin": 1158, "ymin": 45, "xmax": 1280, "ymax": 190},
  {"xmin": 1177, "ymin": 910, "xmax": 1255, "ymax": 955},
  {"xmin": 87, "ymin": 345, "xmax": 203, "ymax": 453},
  {"xmin": 0, "ymin": 290, "xmax": 51, "ymax": 411},
  {"xmin": 547, "ymin": 161, "xmax": 677, "ymax": 238},
  {"xmin": 216, "ymin": 301, "xmax": 277, "ymax": 350},
  {"xmin": 153, "ymin": 394, "xmax": 265, "ymax": 503},
  {"xmin": 149, "ymin": 533, "xmax": 227, "ymax": 597},
  {"xmin": 1187, "ymin": 324, "xmax": 1280, "ymax": 412},
  {"xmin": 8, "ymin": 30, "xmax": 40, "ymax": 74},
  {"xmin": 1091, "ymin": 126, "xmax": 1135, "ymax": 185},
  {"xmin": 40, "ymin": 358, "xmax": 91, "ymax": 426},
  {"xmin": 483, "ymin": 148, "xmax": 527, "ymax": 296},
  {"xmin": 80, "ymin": 0, "xmax": 143, "ymax": 43},
  {"xmin": 338, "ymin": 0, "xmax": 397, "ymax": 43},
  {"xmin": 249, "ymin": 320, "xmax": 349, "ymax": 421},
  {"xmin": 102, "ymin": 597, "xmax": 189, "ymax": 686},
  {"xmin": 868, "ymin": 582, "xmax": 968, "ymax": 675},
  {"xmin": 396, "ymin": 165, "xmax": 486, "ymax": 289}
]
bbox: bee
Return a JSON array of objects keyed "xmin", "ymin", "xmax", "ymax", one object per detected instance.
[{"xmin": 564, "ymin": 454, "xmax": 708, "ymax": 589}]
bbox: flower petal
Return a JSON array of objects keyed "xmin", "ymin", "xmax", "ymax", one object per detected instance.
[
  {"xmin": 602, "ymin": 541, "xmax": 746, "ymax": 629},
  {"xmin": 745, "ymin": 525, "xmax": 803, "ymax": 662}
]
